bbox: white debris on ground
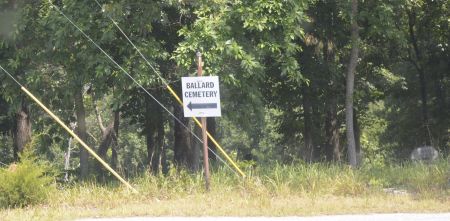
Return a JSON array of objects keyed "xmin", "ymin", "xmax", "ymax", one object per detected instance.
[{"xmin": 382, "ymin": 188, "xmax": 409, "ymax": 195}]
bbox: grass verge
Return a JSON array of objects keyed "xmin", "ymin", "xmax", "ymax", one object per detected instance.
[{"xmin": 0, "ymin": 160, "xmax": 448, "ymax": 221}]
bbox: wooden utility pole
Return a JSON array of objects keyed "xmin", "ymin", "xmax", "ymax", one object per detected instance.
[{"xmin": 197, "ymin": 51, "xmax": 210, "ymax": 191}]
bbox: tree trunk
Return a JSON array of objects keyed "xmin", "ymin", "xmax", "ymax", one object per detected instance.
[
  {"xmin": 94, "ymin": 99, "xmax": 120, "ymax": 174},
  {"xmin": 302, "ymin": 86, "xmax": 314, "ymax": 163},
  {"xmin": 96, "ymin": 115, "xmax": 118, "ymax": 159},
  {"xmin": 143, "ymin": 89, "xmax": 165, "ymax": 175},
  {"xmin": 207, "ymin": 118, "xmax": 217, "ymax": 161},
  {"xmin": 192, "ymin": 125, "xmax": 201, "ymax": 171},
  {"xmin": 323, "ymin": 38, "xmax": 341, "ymax": 162},
  {"xmin": 434, "ymin": 71, "xmax": 446, "ymax": 120},
  {"xmin": 64, "ymin": 137, "xmax": 73, "ymax": 182},
  {"xmin": 325, "ymin": 94, "xmax": 340, "ymax": 162},
  {"xmin": 93, "ymin": 91, "xmax": 121, "ymax": 172},
  {"xmin": 407, "ymin": 9, "xmax": 430, "ymax": 145},
  {"xmin": 173, "ymin": 103, "xmax": 196, "ymax": 171},
  {"xmin": 145, "ymin": 123, "xmax": 155, "ymax": 172},
  {"xmin": 345, "ymin": 0, "xmax": 359, "ymax": 168},
  {"xmin": 13, "ymin": 100, "xmax": 31, "ymax": 160},
  {"xmin": 161, "ymin": 144, "xmax": 169, "ymax": 175},
  {"xmin": 310, "ymin": 87, "xmax": 322, "ymax": 161},
  {"xmin": 151, "ymin": 108, "xmax": 164, "ymax": 174},
  {"xmin": 74, "ymin": 88, "xmax": 89, "ymax": 179},
  {"xmin": 144, "ymin": 103, "xmax": 156, "ymax": 173},
  {"xmin": 111, "ymin": 110, "xmax": 119, "ymax": 169},
  {"xmin": 353, "ymin": 108, "xmax": 361, "ymax": 166}
]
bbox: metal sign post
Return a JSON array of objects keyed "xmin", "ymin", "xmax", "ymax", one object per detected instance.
[
  {"xmin": 197, "ymin": 52, "xmax": 210, "ymax": 191},
  {"xmin": 182, "ymin": 53, "xmax": 222, "ymax": 190}
]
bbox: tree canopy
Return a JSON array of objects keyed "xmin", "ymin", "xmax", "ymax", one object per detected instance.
[{"xmin": 0, "ymin": 0, "xmax": 448, "ymax": 178}]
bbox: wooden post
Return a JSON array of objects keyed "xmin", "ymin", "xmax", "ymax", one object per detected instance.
[{"xmin": 197, "ymin": 51, "xmax": 210, "ymax": 191}]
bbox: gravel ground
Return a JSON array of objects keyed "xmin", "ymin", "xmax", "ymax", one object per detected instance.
[{"xmin": 77, "ymin": 213, "xmax": 450, "ymax": 221}]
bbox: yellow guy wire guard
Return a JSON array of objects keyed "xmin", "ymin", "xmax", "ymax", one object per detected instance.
[{"xmin": 20, "ymin": 86, "xmax": 138, "ymax": 193}]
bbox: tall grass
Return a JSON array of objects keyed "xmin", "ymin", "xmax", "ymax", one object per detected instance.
[
  {"xmin": 98, "ymin": 158, "xmax": 448, "ymax": 200},
  {"xmin": 227, "ymin": 159, "xmax": 448, "ymax": 197},
  {"xmin": 1, "ymin": 158, "xmax": 448, "ymax": 220},
  {"xmin": 130, "ymin": 159, "xmax": 449, "ymax": 197}
]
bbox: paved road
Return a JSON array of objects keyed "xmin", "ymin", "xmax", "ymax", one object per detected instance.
[{"xmin": 77, "ymin": 213, "xmax": 450, "ymax": 221}]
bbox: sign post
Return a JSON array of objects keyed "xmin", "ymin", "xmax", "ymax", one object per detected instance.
[
  {"xmin": 197, "ymin": 52, "xmax": 210, "ymax": 191},
  {"xmin": 181, "ymin": 52, "xmax": 221, "ymax": 191}
]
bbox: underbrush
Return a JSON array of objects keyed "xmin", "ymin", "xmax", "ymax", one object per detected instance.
[
  {"xmin": 0, "ymin": 152, "xmax": 56, "ymax": 208},
  {"xmin": 366, "ymin": 160, "xmax": 449, "ymax": 196},
  {"xmin": 1, "ymin": 158, "xmax": 448, "ymax": 219},
  {"xmin": 52, "ymin": 158, "xmax": 449, "ymax": 204},
  {"xmin": 241, "ymin": 159, "xmax": 449, "ymax": 197}
]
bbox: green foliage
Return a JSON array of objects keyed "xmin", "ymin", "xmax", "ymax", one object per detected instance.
[
  {"xmin": 0, "ymin": 134, "xmax": 14, "ymax": 166},
  {"xmin": 0, "ymin": 0, "xmax": 449, "ymax": 184},
  {"xmin": 116, "ymin": 126, "xmax": 147, "ymax": 176},
  {"xmin": 370, "ymin": 0, "xmax": 450, "ymax": 152},
  {"xmin": 0, "ymin": 152, "xmax": 56, "ymax": 208},
  {"xmin": 360, "ymin": 101, "xmax": 392, "ymax": 166}
]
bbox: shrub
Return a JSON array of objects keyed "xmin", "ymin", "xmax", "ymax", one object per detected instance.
[{"xmin": 0, "ymin": 152, "xmax": 56, "ymax": 208}]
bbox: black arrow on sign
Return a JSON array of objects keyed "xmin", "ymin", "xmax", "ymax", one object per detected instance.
[{"xmin": 187, "ymin": 101, "xmax": 218, "ymax": 111}]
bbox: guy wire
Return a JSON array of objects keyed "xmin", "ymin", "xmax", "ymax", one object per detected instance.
[{"xmin": 47, "ymin": 1, "xmax": 238, "ymax": 176}]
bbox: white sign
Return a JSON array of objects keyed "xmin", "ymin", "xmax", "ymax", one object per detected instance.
[{"xmin": 182, "ymin": 76, "xmax": 221, "ymax": 117}]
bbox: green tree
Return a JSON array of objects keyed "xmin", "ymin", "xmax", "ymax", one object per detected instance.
[{"xmin": 174, "ymin": 0, "xmax": 310, "ymax": 162}]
